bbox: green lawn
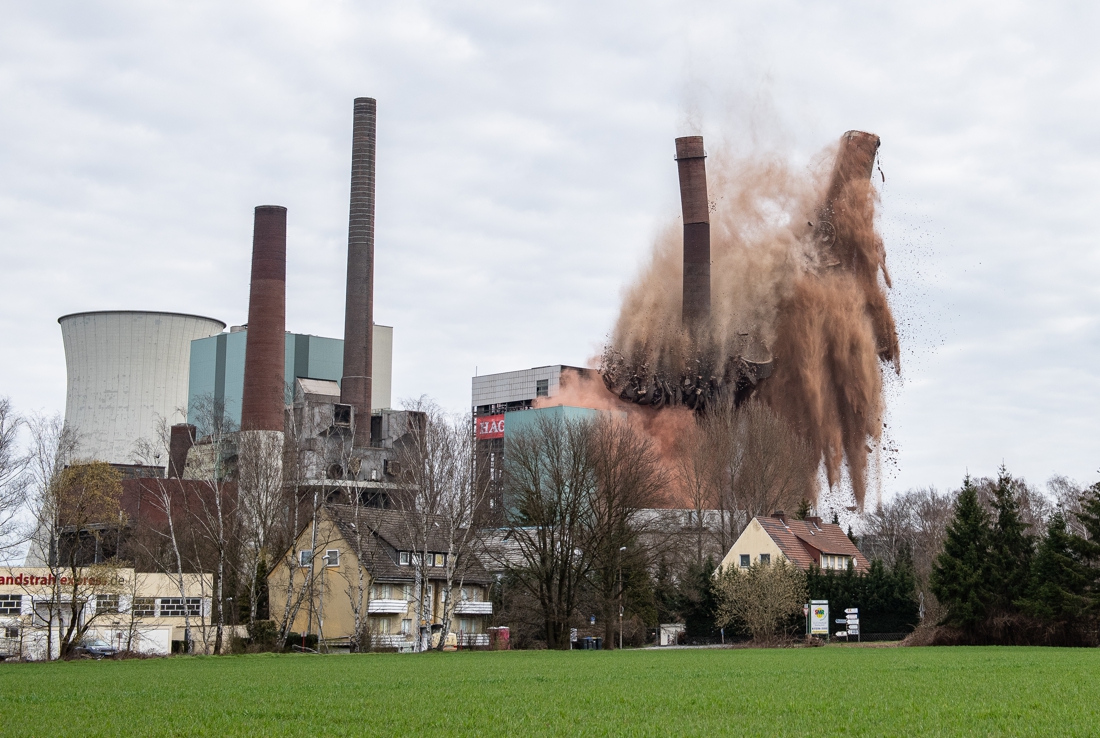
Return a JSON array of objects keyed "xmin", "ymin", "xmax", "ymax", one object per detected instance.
[{"xmin": 1, "ymin": 646, "xmax": 1097, "ymax": 736}]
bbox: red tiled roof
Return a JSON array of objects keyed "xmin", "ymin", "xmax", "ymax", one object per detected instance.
[{"xmin": 755, "ymin": 516, "xmax": 869, "ymax": 572}]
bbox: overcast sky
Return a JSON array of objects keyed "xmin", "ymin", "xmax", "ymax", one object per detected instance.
[{"xmin": 1, "ymin": 1, "xmax": 1097, "ymax": 502}]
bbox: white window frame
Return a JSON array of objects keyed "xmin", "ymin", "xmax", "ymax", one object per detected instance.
[
  {"xmin": 325, "ymin": 549, "xmax": 340, "ymax": 567},
  {"xmin": 299, "ymin": 550, "xmax": 313, "ymax": 567},
  {"xmin": 399, "ymin": 551, "xmax": 410, "ymax": 566}
]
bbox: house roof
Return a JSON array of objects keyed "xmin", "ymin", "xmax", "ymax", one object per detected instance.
[
  {"xmin": 754, "ymin": 515, "xmax": 870, "ymax": 572},
  {"xmin": 321, "ymin": 504, "xmax": 492, "ymax": 585}
]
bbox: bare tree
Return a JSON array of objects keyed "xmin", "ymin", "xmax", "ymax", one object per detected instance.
[
  {"xmin": 23, "ymin": 412, "xmax": 78, "ymax": 659},
  {"xmin": 1048, "ymin": 475, "xmax": 1086, "ymax": 538},
  {"xmin": 588, "ymin": 415, "xmax": 667, "ymax": 648},
  {"xmin": 236, "ymin": 428, "xmax": 287, "ymax": 623},
  {"xmin": 0, "ymin": 398, "xmax": 30, "ymax": 561},
  {"xmin": 395, "ymin": 400, "xmax": 487, "ymax": 651},
  {"xmin": 673, "ymin": 422, "xmax": 721, "ymax": 569},
  {"xmin": 501, "ymin": 412, "xmax": 597, "ymax": 649},
  {"xmin": 31, "ymin": 460, "xmax": 127, "ymax": 658},
  {"xmin": 724, "ymin": 399, "xmax": 816, "ymax": 524}
]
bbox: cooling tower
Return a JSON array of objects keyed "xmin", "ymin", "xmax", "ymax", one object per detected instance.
[
  {"xmin": 58, "ymin": 311, "xmax": 226, "ymax": 466},
  {"xmin": 240, "ymin": 205, "xmax": 287, "ymax": 433},
  {"xmin": 675, "ymin": 136, "xmax": 711, "ymax": 330},
  {"xmin": 341, "ymin": 96, "xmax": 377, "ymax": 447}
]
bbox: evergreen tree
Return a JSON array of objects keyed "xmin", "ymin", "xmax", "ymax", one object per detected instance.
[
  {"xmin": 987, "ymin": 466, "xmax": 1033, "ymax": 614},
  {"xmin": 931, "ymin": 476, "xmax": 993, "ymax": 629},
  {"xmin": 795, "ymin": 498, "xmax": 812, "ymax": 521},
  {"xmin": 1070, "ymin": 481, "xmax": 1100, "ymax": 607},
  {"xmin": 1017, "ymin": 512, "xmax": 1092, "ymax": 635}
]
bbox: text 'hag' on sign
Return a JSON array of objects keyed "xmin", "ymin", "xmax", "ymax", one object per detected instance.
[{"xmin": 476, "ymin": 415, "xmax": 505, "ymax": 440}]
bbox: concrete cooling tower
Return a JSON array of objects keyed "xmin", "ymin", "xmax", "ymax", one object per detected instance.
[{"xmin": 58, "ymin": 311, "xmax": 226, "ymax": 467}]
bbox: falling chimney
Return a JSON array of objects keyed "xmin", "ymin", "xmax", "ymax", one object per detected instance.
[
  {"xmin": 341, "ymin": 97, "xmax": 376, "ymax": 447},
  {"xmin": 167, "ymin": 423, "xmax": 196, "ymax": 478},
  {"xmin": 675, "ymin": 136, "xmax": 711, "ymax": 330},
  {"xmin": 240, "ymin": 205, "xmax": 287, "ymax": 432},
  {"xmin": 814, "ymin": 130, "xmax": 881, "ymax": 264}
]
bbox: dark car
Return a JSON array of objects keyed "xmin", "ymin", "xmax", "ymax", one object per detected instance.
[{"xmin": 74, "ymin": 638, "xmax": 119, "ymax": 659}]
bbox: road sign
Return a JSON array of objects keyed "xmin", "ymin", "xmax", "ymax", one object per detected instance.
[
  {"xmin": 848, "ymin": 624, "xmax": 860, "ymax": 635},
  {"xmin": 845, "ymin": 608, "xmax": 859, "ymax": 614},
  {"xmin": 835, "ymin": 619, "xmax": 848, "ymax": 624},
  {"xmin": 835, "ymin": 630, "xmax": 847, "ymax": 637}
]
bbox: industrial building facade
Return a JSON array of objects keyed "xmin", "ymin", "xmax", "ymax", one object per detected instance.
[
  {"xmin": 186, "ymin": 326, "xmax": 393, "ymax": 431},
  {"xmin": 471, "ymin": 366, "xmax": 589, "ymax": 522}
]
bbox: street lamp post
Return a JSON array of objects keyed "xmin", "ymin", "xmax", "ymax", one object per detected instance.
[{"xmin": 618, "ymin": 546, "xmax": 627, "ymax": 650}]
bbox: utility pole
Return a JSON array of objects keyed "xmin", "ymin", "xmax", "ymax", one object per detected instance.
[{"xmin": 618, "ymin": 546, "xmax": 626, "ymax": 650}]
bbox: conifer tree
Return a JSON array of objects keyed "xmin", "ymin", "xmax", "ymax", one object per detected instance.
[
  {"xmin": 1070, "ymin": 481, "xmax": 1100, "ymax": 606},
  {"xmin": 931, "ymin": 476, "xmax": 993, "ymax": 629},
  {"xmin": 1017, "ymin": 512, "xmax": 1092, "ymax": 636},
  {"xmin": 987, "ymin": 466, "xmax": 1033, "ymax": 614}
]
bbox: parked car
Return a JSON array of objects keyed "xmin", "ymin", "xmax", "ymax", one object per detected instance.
[{"xmin": 74, "ymin": 638, "xmax": 119, "ymax": 659}]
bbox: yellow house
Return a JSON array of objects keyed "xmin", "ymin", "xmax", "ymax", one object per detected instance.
[
  {"xmin": 0, "ymin": 567, "xmax": 214, "ymax": 660},
  {"xmin": 717, "ymin": 513, "xmax": 870, "ymax": 574},
  {"xmin": 268, "ymin": 504, "xmax": 493, "ymax": 651}
]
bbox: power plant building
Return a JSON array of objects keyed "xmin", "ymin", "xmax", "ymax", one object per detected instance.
[
  {"xmin": 58, "ymin": 310, "xmax": 226, "ymax": 467},
  {"xmin": 186, "ymin": 326, "xmax": 393, "ymax": 430},
  {"xmin": 472, "ymin": 365, "xmax": 588, "ymax": 523}
]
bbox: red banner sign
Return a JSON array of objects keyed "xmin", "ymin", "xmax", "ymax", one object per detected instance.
[{"xmin": 476, "ymin": 414, "xmax": 505, "ymax": 439}]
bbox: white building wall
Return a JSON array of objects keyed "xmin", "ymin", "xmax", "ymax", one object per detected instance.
[
  {"xmin": 471, "ymin": 365, "xmax": 572, "ymax": 408},
  {"xmin": 59, "ymin": 311, "xmax": 225, "ymax": 465},
  {"xmin": 372, "ymin": 324, "xmax": 393, "ymax": 410}
]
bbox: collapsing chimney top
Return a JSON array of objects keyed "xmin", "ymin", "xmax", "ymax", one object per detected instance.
[
  {"xmin": 675, "ymin": 136, "xmax": 711, "ymax": 329},
  {"xmin": 341, "ymin": 97, "xmax": 377, "ymax": 447},
  {"xmin": 598, "ymin": 135, "xmax": 771, "ymax": 412}
]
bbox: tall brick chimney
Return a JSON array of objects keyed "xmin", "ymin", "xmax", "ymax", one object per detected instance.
[
  {"xmin": 675, "ymin": 136, "xmax": 711, "ymax": 330},
  {"xmin": 240, "ymin": 205, "xmax": 287, "ymax": 432},
  {"xmin": 341, "ymin": 97, "xmax": 376, "ymax": 447}
]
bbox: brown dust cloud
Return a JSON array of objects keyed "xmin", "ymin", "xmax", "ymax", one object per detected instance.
[{"xmin": 542, "ymin": 131, "xmax": 899, "ymax": 510}]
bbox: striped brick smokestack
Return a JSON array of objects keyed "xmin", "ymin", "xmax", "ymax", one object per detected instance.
[
  {"xmin": 240, "ymin": 205, "xmax": 287, "ymax": 432},
  {"xmin": 341, "ymin": 97, "xmax": 376, "ymax": 447},
  {"xmin": 675, "ymin": 136, "xmax": 710, "ymax": 330}
]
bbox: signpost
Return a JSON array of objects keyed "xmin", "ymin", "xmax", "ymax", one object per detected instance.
[{"xmin": 845, "ymin": 607, "xmax": 860, "ymax": 643}]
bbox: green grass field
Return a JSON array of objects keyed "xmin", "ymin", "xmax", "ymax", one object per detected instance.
[{"xmin": 1, "ymin": 646, "xmax": 1098, "ymax": 736}]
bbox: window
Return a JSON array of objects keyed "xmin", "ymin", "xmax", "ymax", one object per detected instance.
[
  {"xmin": 759, "ymin": 554, "xmax": 771, "ymax": 565},
  {"xmin": 434, "ymin": 553, "xmax": 445, "ymax": 568},
  {"xmin": 739, "ymin": 554, "xmax": 750, "ymax": 568},
  {"xmin": 460, "ymin": 587, "xmax": 481, "ymax": 602},
  {"xmin": 325, "ymin": 549, "xmax": 340, "ymax": 567},
  {"xmin": 372, "ymin": 584, "xmax": 392, "ymax": 600},
  {"xmin": 132, "ymin": 598, "xmax": 156, "ymax": 617},
  {"xmin": 375, "ymin": 617, "xmax": 390, "ymax": 635},
  {"xmin": 401, "ymin": 619, "xmax": 412, "ymax": 635},
  {"xmin": 299, "ymin": 550, "xmax": 313, "ymax": 567},
  {"xmin": 536, "ymin": 379, "xmax": 549, "ymax": 397},
  {"xmin": 159, "ymin": 598, "xmax": 202, "ymax": 617},
  {"xmin": 402, "ymin": 584, "xmax": 412, "ymax": 601},
  {"xmin": 399, "ymin": 551, "xmax": 410, "ymax": 566},
  {"xmin": 0, "ymin": 594, "xmax": 22, "ymax": 615},
  {"xmin": 458, "ymin": 618, "xmax": 480, "ymax": 634},
  {"xmin": 95, "ymin": 594, "xmax": 120, "ymax": 614},
  {"xmin": 4, "ymin": 626, "xmax": 18, "ymax": 639}
]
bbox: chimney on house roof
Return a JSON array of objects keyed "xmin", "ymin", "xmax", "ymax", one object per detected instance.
[{"xmin": 773, "ymin": 510, "xmax": 787, "ymax": 524}]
